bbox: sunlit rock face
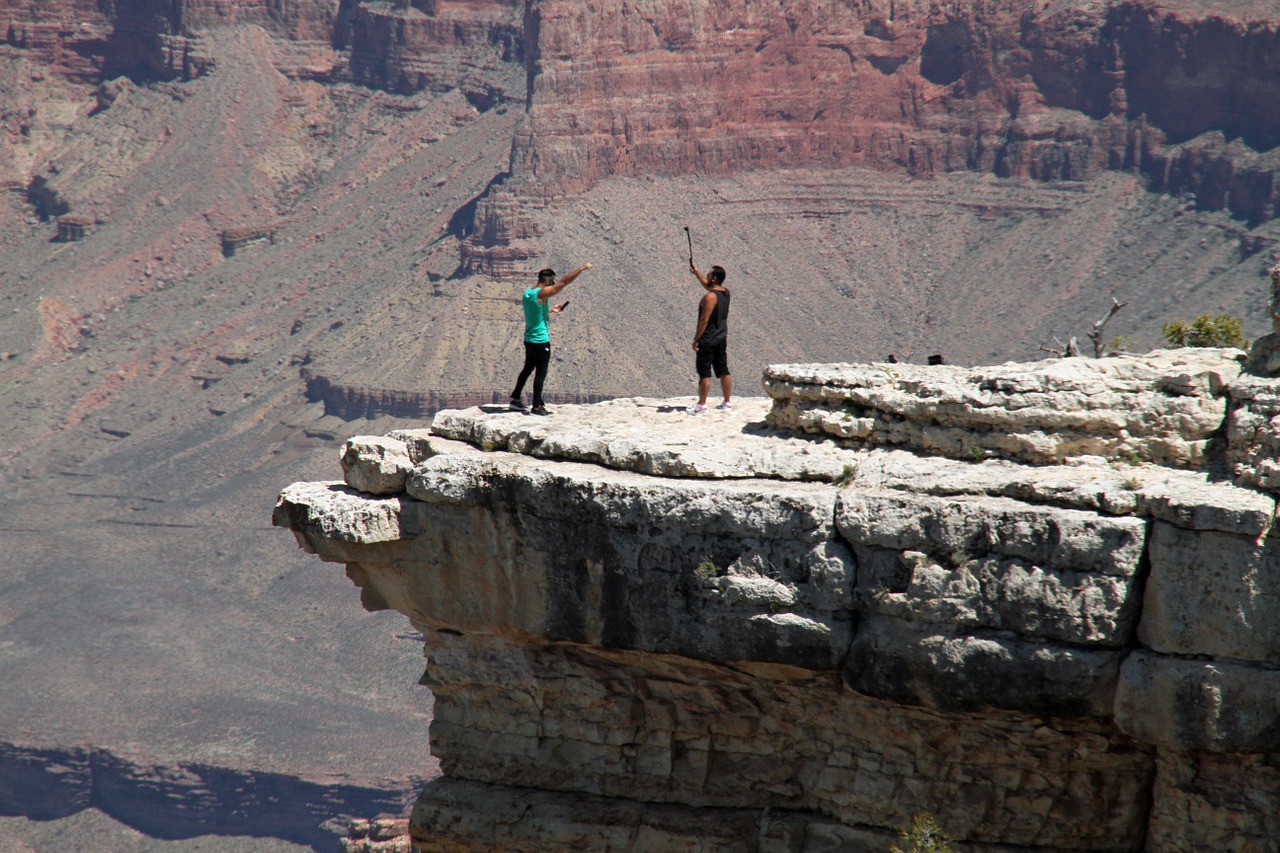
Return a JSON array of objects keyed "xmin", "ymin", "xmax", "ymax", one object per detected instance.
[
  {"xmin": 470, "ymin": 0, "xmax": 1280, "ymax": 265},
  {"xmin": 5, "ymin": 1, "xmax": 1278, "ymax": 269},
  {"xmin": 513, "ymin": 0, "xmax": 1280, "ymax": 196},
  {"xmin": 277, "ymin": 348, "xmax": 1280, "ymax": 851}
]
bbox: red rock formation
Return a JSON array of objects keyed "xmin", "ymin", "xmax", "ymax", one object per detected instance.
[
  {"xmin": 5, "ymin": 0, "xmax": 1275, "ymax": 226},
  {"xmin": 459, "ymin": 0, "xmax": 1280, "ymax": 258},
  {"xmin": 99, "ymin": 0, "xmax": 340, "ymax": 79},
  {"xmin": 0, "ymin": 0, "xmax": 112, "ymax": 82},
  {"xmin": 534, "ymin": 1, "xmax": 1269, "ymax": 183},
  {"xmin": 346, "ymin": 0, "xmax": 522, "ymax": 99}
]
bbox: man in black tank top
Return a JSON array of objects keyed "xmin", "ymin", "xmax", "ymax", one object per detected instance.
[{"xmin": 687, "ymin": 262, "xmax": 731, "ymax": 414}]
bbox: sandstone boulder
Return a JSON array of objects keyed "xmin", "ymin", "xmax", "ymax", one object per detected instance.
[{"xmin": 340, "ymin": 435, "xmax": 412, "ymax": 495}]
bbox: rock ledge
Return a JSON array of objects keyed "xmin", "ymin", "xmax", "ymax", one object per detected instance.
[{"xmin": 276, "ymin": 351, "xmax": 1280, "ymax": 851}]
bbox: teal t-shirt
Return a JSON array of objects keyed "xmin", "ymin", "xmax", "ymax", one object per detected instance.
[{"xmin": 522, "ymin": 287, "xmax": 550, "ymax": 344}]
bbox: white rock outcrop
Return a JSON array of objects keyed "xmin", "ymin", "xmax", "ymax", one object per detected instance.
[
  {"xmin": 275, "ymin": 349, "xmax": 1280, "ymax": 852},
  {"xmin": 764, "ymin": 348, "xmax": 1244, "ymax": 467}
]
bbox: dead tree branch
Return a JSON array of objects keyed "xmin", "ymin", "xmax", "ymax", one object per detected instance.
[
  {"xmin": 1040, "ymin": 298, "xmax": 1127, "ymax": 358},
  {"xmin": 1039, "ymin": 336, "xmax": 1082, "ymax": 358},
  {"xmin": 1087, "ymin": 297, "xmax": 1128, "ymax": 357}
]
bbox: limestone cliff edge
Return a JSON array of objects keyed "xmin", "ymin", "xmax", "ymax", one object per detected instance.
[{"xmin": 276, "ymin": 348, "xmax": 1280, "ymax": 851}]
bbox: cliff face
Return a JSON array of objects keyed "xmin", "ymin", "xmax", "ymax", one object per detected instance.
[
  {"xmin": 345, "ymin": 0, "xmax": 523, "ymax": 100},
  {"xmin": 515, "ymin": 0, "xmax": 1280, "ymax": 187},
  {"xmin": 460, "ymin": 0, "xmax": 1280, "ymax": 271},
  {"xmin": 3, "ymin": 0, "xmax": 1277, "ymax": 266},
  {"xmin": 276, "ymin": 346, "xmax": 1280, "ymax": 850}
]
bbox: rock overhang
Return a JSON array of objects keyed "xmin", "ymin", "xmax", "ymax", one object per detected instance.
[{"xmin": 274, "ymin": 349, "xmax": 1280, "ymax": 850}]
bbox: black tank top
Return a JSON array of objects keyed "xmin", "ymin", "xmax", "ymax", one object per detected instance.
[{"xmin": 698, "ymin": 287, "xmax": 730, "ymax": 345}]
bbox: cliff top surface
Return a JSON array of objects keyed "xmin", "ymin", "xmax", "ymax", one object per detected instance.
[{"xmin": 404, "ymin": 348, "xmax": 1270, "ymax": 533}]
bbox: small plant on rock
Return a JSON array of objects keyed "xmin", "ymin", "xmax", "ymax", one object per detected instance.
[
  {"xmin": 693, "ymin": 558, "xmax": 720, "ymax": 581},
  {"xmin": 890, "ymin": 814, "xmax": 956, "ymax": 853},
  {"xmin": 1107, "ymin": 334, "xmax": 1133, "ymax": 354}
]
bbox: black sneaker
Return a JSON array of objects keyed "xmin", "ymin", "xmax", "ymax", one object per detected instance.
[
  {"xmin": 509, "ymin": 398, "xmax": 528, "ymax": 412},
  {"xmin": 531, "ymin": 405, "xmax": 550, "ymax": 416}
]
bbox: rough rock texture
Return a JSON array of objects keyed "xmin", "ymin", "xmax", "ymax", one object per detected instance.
[
  {"xmin": 6, "ymin": 1, "xmax": 1278, "ymax": 848},
  {"xmin": 345, "ymin": 0, "xmax": 523, "ymax": 101},
  {"xmin": 277, "ymin": 349, "xmax": 1280, "ymax": 850},
  {"xmin": 340, "ymin": 817, "xmax": 413, "ymax": 853},
  {"xmin": 341, "ymin": 434, "xmax": 412, "ymax": 495},
  {"xmin": 763, "ymin": 348, "xmax": 1245, "ymax": 468},
  {"xmin": 514, "ymin": 0, "xmax": 1280, "ymax": 194}
]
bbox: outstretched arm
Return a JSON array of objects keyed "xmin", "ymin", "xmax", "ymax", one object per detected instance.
[
  {"xmin": 538, "ymin": 263, "xmax": 592, "ymax": 301},
  {"xmin": 689, "ymin": 261, "xmax": 709, "ymax": 287},
  {"xmin": 692, "ymin": 291, "xmax": 717, "ymax": 350}
]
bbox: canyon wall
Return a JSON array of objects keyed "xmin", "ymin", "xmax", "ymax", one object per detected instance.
[
  {"xmin": 302, "ymin": 370, "xmax": 612, "ymax": 419},
  {"xmin": 0, "ymin": 0, "xmax": 111, "ymax": 81},
  {"xmin": 3, "ymin": 1, "xmax": 1277, "ymax": 276},
  {"xmin": 512, "ymin": 0, "xmax": 1280, "ymax": 196},
  {"xmin": 344, "ymin": 0, "xmax": 523, "ymax": 101},
  {"xmin": 276, "ymin": 344, "xmax": 1280, "ymax": 850},
  {"xmin": 463, "ymin": 0, "xmax": 1280, "ymax": 274}
]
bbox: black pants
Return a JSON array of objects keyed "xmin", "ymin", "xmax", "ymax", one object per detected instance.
[{"xmin": 513, "ymin": 341, "xmax": 551, "ymax": 407}]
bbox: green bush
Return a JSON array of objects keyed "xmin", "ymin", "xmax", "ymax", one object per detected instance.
[
  {"xmin": 890, "ymin": 815, "xmax": 955, "ymax": 853},
  {"xmin": 693, "ymin": 559, "xmax": 719, "ymax": 581},
  {"xmin": 1161, "ymin": 315, "xmax": 1247, "ymax": 349}
]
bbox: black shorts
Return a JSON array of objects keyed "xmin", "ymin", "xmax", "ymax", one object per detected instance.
[{"xmin": 696, "ymin": 341, "xmax": 729, "ymax": 379}]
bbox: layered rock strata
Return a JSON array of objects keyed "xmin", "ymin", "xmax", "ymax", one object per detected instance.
[
  {"xmin": 4, "ymin": 0, "xmax": 1278, "ymax": 273},
  {"xmin": 0, "ymin": 1, "xmax": 111, "ymax": 82},
  {"xmin": 466, "ymin": 0, "xmax": 1280, "ymax": 264},
  {"xmin": 303, "ymin": 371, "xmax": 613, "ymax": 420},
  {"xmin": 523, "ymin": 0, "xmax": 1280, "ymax": 197},
  {"xmin": 276, "ymin": 349, "xmax": 1280, "ymax": 851},
  {"xmin": 345, "ymin": 0, "xmax": 523, "ymax": 100}
]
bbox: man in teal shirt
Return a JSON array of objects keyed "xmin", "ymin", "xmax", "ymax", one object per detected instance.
[{"xmin": 510, "ymin": 263, "xmax": 592, "ymax": 415}]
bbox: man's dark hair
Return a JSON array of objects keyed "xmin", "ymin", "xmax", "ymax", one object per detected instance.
[
  {"xmin": 708, "ymin": 265, "xmax": 726, "ymax": 285},
  {"xmin": 538, "ymin": 268, "xmax": 556, "ymax": 282}
]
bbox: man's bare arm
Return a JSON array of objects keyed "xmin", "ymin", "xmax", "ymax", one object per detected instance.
[
  {"xmin": 538, "ymin": 263, "xmax": 592, "ymax": 301},
  {"xmin": 689, "ymin": 261, "xmax": 709, "ymax": 287},
  {"xmin": 692, "ymin": 291, "xmax": 717, "ymax": 350}
]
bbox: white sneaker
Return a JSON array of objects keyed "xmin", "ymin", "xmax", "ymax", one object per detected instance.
[
  {"xmin": 715, "ymin": 401, "xmax": 733, "ymax": 410},
  {"xmin": 686, "ymin": 403, "xmax": 708, "ymax": 414}
]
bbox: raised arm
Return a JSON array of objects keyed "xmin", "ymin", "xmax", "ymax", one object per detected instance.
[
  {"xmin": 689, "ymin": 261, "xmax": 709, "ymax": 288},
  {"xmin": 538, "ymin": 263, "xmax": 592, "ymax": 301}
]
